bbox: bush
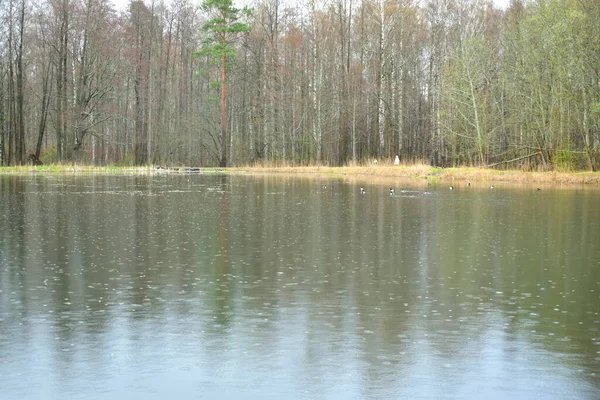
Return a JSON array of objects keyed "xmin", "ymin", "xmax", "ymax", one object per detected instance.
[
  {"xmin": 40, "ymin": 146, "xmax": 57, "ymax": 165},
  {"xmin": 555, "ymin": 147, "xmax": 586, "ymax": 171},
  {"xmin": 117, "ymin": 154, "xmax": 135, "ymax": 166}
]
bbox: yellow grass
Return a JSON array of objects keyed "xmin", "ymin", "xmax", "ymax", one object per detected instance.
[
  {"xmin": 232, "ymin": 164, "xmax": 600, "ymax": 185},
  {"xmin": 437, "ymin": 167, "xmax": 600, "ymax": 185},
  {"xmin": 2, "ymin": 163, "xmax": 600, "ymax": 185},
  {"xmin": 0, "ymin": 165, "xmax": 154, "ymax": 174}
]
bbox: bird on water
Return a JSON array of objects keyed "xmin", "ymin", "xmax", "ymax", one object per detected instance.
[{"xmin": 360, "ymin": 187, "xmax": 366, "ymax": 195}]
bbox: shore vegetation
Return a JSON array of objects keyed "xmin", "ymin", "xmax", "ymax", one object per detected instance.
[{"xmin": 2, "ymin": 163, "xmax": 599, "ymax": 186}]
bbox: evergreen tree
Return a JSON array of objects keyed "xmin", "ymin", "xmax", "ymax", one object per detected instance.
[{"xmin": 199, "ymin": 0, "xmax": 251, "ymax": 167}]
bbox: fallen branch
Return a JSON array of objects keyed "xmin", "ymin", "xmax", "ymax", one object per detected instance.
[{"xmin": 487, "ymin": 152, "xmax": 541, "ymax": 168}]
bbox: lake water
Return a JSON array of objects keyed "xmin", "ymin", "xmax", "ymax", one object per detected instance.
[{"xmin": 0, "ymin": 173, "xmax": 599, "ymax": 399}]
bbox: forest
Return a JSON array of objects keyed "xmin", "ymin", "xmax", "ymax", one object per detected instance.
[{"xmin": 0, "ymin": 0, "xmax": 598, "ymax": 169}]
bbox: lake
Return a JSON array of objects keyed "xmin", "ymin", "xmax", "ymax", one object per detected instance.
[{"xmin": 0, "ymin": 173, "xmax": 598, "ymax": 399}]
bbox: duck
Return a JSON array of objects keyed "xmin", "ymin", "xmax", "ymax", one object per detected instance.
[
  {"xmin": 389, "ymin": 188, "xmax": 395, "ymax": 196},
  {"xmin": 537, "ymin": 187, "xmax": 542, "ymax": 191},
  {"xmin": 466, "ymin": 182, "xmax": 471, "ymax": 187},
  {"xmin": 490, "ymin": 185, "xmax": 495, "ymax": 190},
  {"xmin": 449, "ymin": 185, "xmax": 454, "ymax": 190},
  {"xmin": 360, "ymin": 187, "xmax": 366, "ymax": 194}
]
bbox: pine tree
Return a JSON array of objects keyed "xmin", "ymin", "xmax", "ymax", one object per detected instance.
[{"xmin": 199, "ymin": 0, "xmax": 251, "ymax": 167}]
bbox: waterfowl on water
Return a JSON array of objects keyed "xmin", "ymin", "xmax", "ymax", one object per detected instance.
[
  {"xmin": 537, "ymin": 188, "xmax": 542, "ymax": 191},
  {"xmin": 449, "ymin": 185, "xmax": 454, "ymax": 190},
  {"xmin": 490, "ymin": 185, "xmax": 495, "ymax": 190},
  {"xmin": 360, "ymin": 187, "xmax": 366, "ymax": 194},
  {"xmin": 389, "ymin": 188, "xmax": 395, "ymax": 196},
  {"xmin": 466, "ymin": 182, "xmax": 471, "ymax": 187}
]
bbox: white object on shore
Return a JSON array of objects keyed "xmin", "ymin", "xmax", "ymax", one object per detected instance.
[{"xmin": 394, "ymin": 155, "xmax": 400, "ymax": 165}]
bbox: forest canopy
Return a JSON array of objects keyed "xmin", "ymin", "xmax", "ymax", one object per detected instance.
[{"xmin": 0, "ymin": 0, "xmax": 598, "ymax": 170}]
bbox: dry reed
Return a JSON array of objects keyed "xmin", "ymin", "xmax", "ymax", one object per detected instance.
[
  {"xmin": 1, "ymin": 163, "xmax": 599, "ymax": 185},
  {"xmin": 234, "ymin": 164, "xmax": 600, "ymax": 185}
]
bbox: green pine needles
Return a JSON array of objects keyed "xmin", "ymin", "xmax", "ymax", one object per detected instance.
[{"xmin": 198, "ymin": 0, "xmax": 251, "ymax": 167}]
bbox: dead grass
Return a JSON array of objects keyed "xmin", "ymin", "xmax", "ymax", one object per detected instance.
[
  {"xmin": 0, "ymin": 165, "xmax": 154, "ymax": 174},
  {"xmin": 436, "ymin": 167, "xmax": 600, "ymax": 185},
  {"xmin": 2, "ymin": 163, "xmax": 599, "ymax": 185},
  {"xmin": 233, "ymin": 164, "xmax": 600, "ymax": 185}
]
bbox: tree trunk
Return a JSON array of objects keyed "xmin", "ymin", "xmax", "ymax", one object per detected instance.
[
  {"xmin": 7, "ymin": 0, "xmax": 15, "ymax": 165},
  {"xmin": 16, "ymin": 0, "xmax": 25, "ymax": 165},
  {"xmin": 55, "ymin": 0, "xmax": 68, "ymax": 162},
  {"xmin": 220, "ymin": 52, "xmax": 228, "ymax": 167},
  {"xmin": 0, "ymin": 63, "xmax": 5, "ymax": 165},
  {"xmin": 36, "ymin": 61, "xmax": 52, "ymax": 160}
]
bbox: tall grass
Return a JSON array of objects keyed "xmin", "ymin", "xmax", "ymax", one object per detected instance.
[
  {"xmin": 1, "ymin": 162, "xmax": 599, "ymax": 185},
  {"xmin": 0, "ymin": 165, "xmax": 153, "ymax": 174},
  {"xmin": 234, "ymin": 163, "xmax": 600, "ymax": 185}
]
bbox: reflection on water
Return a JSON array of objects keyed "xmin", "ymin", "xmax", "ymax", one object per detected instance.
[{"xmin": 0, "ymin": 174, "xmax": 599, "ymax": 399}]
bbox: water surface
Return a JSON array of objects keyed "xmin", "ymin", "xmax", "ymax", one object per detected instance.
[{"xmin": 1, "ymin": 174, "xmax": 599, "ymax": 399}]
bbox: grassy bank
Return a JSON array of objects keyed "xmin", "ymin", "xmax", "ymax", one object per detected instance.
[
  {"xmin": 2, "ymin": 163, "xmax": 600, "ymax": 185},
  {"xmin": 233, "ymin": 164, "xmax": 600, "ymax": 185},
  {"xmin": 0, "ymin": 165, "xmax": 153, "ymax": 174}
]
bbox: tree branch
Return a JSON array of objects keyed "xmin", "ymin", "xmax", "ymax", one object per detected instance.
[{"xmin": 486, "ymin": 152, "xmax": 542, "ymax": 168}]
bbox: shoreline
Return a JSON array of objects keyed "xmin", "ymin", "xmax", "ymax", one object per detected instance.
[
  {"xmin": 1, "ymin": 164, "xmax": 599, "ymax": 185},
  {"xmin": 232, "ymin": 165, "xmax": 600, "ymax": 185}
]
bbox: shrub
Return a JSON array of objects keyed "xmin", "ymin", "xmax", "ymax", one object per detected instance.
[{"xmin": 40, "ymin": 146, "xmax": 57, "ymax": 165}]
